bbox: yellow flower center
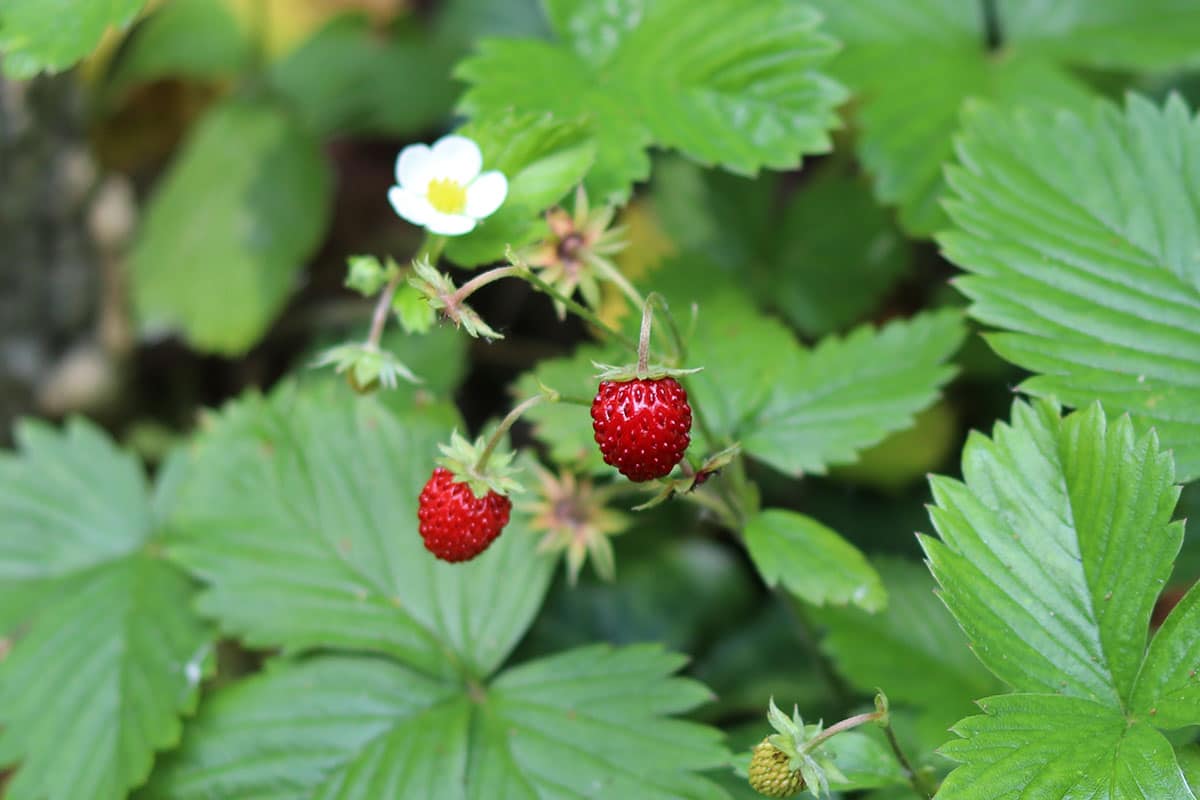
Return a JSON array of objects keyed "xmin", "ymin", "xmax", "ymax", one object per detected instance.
[{"xmin": 427, "ymin": 177, "xmax": 467, "ymax": 214}]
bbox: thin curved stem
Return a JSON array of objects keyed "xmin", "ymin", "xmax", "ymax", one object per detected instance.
[
  {"xmin": 637, "ymin": 297, "xmax": 654, "ymax": 373},
  {"xmin": 883, "ymin": 723, "xmax": 936, "ymax": 800},
  {"xmin": 450, "ymin": 264, "xmax": 524, "ymax": 306},
  {"xmin": 522, "ymin": 270, "xmax": 639, "ymax": 353},
  {"xmin": 475, "ymin": 394, "xmax": 549, "ymax": 472}
]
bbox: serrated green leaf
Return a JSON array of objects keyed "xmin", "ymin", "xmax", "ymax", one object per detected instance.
[
  {"xmin": 445, "ymin": 112, "xmax": 596, "ymax": 267},
  {"xmin": 131, "ymin": 99, "xmax": 330, "ymax": 355},
  {"xmin": 939, "ymin": 694, "xmax": 1194, "ymax": 800},
  {"xmin": 743, "ymin": 309, "xmax": 965, "ymax": 476},
  {"xmin": 817, "ymin": 558, "xmax": 1001, "ymax": 721},
  {"xmin": 941, "ymin": 95, "xmax": 1200, "ymax": 480},
  {"xmin": 514, "ymin": 342, "xmax": 626, "ymax": 474},
  {"xmin": 925, "ymin": 401, "xmax": 1181, "ymax": 705},
  {"xmin": 168, "ymin": 386, "xmax": 553, "ymax": 680},
  {"xmin": 104, "ymin": 0, "xmax": 250, "ymax": 91},
  {"xmin": 998, "ymin": 0, "xmax": 1200, "ymax": 71},
  {"xmin": 808, "ymin": 0, "xmax": 1094, "ymax": 237},
  {"xmin": 744, "ymin": 509, "xmax": 885, "ymax": 613},
  {"xmin": 0, "ymin": 0, "xmax": 146, "ymax": 78},
  {"xmin": 457, "ymin": 0, "xmax": 844, "ymax": 202},
  {"xmin": 147, "ymin": 645, "xmax": 730, "ymax": 799},
  {"xmin": 1131, "ymin": 578, "xmax": 1200, "ymax": 728},
  {"xmin": 0, "ymin": 419, "xmax": 211, "ymax": 800}
]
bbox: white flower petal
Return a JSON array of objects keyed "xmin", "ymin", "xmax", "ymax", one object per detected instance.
[
  {"xmin": 464, "ymin": 171, "xmax": 508, "ymax": 219},
  {"xmin": 395, "ymin": 144, "xmax": 434, "ymax": 190},
  {"xmin": 430, "ymin": 135, "xmax": 483, "ymax": 184},
  {"xmin": 388, "ymin": 186, "xmax": 435, "ymax": 227},
  {"xmin": 424, "ymin": 210, "xmax": 477, "ymax": 236}
]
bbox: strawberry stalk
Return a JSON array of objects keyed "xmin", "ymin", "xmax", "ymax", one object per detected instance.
[
  {"xmin": 367, "ymin": 235, "xmax": 445, "ymax": 348},
  {"xmin": 475, "ymin": 393, "xmax": 549, "ymax": 473}
]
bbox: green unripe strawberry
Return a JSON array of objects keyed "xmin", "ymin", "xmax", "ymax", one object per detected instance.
[{"xmin": 748, "ymin": 738, "xmax": 804, "ymax": 798}]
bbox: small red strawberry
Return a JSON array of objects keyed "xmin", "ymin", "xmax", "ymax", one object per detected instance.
[
  {"xmin": 418, "ymin": 467, "xmax": 512, "ymax": 562},
  {"xmin": 418, "ymin": 430, "xmax": 526, "ymax": 563},
  {"xmin": 592, "ymin": 376, "xmax": 692, "ymax": 482}
]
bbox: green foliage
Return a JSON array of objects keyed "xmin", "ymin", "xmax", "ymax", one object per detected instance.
[
  {"xmin": 0, "ymin": 420, "xmax": 211, "ymax": 800},
  {"xmin": 744, "ymin": 509, "xmax": 885, "ymax": 612},
  {"xmin": 104, "ymin": 0, "xmax": 250, "ymax": 91},
  {"xmin": 0, "ymin": 0, "xmax": 146, "ymax": 78},
  {"xmin": 743, "ymin": 309, "xmax": 965, "ymax": 476},
  {"xmin": 131, "ymin": 100, "xmax": 330, "ymax": 355},
  {"xmin": 653, "ymin": 162, "xmax": 913, "ymax": 337},
  {"xmin": 924, "ymin": 400, "xmax": 1196, "ymax": 795},
  {"xmin": 148, "ymin": 644, "xmax": 729, "ymax": 799},
  {"xmin": 942, "ymin": 95, "xmax": 1200, "ymax": 481},
  {"xmin": 457, "ymin": 0, "xmax": 846, "ymax": 202}
]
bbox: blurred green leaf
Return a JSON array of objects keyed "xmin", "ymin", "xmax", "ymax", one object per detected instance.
[
  {"xmin": 269, "ymin": 14, "xmax": 456, "ymax": 138},
  {"xmin": 998, "ymin": 0, "xmax": 1200, "ymax": 71},
  {"xmin": 745, "ymin": 509, "xmax": 885, "ymax": 612},
  {"xmin": 942, "ymin": 96, "xmax": 1200, "ymax": 480},
  {"xmin": 816, "ymin": 558, "xmax": 1001, "ymax": 729},
  {"xmin": 457, "ymin": 0, "xmax": 845, "ymax": 201},
  {"xmin": 167, "ymin": 385, "xmax": 553, "ymax": 681},
  {"xmin": 147, "ymin": 645, "xmax": 730, "ymax": 799},
  {"xmin": 830, "ymin": 402, "xmax": 959, "ymax": 493},
  {"xmin": 445, "ymin": 111, "xmax": 597, "ymax": 267},
  {"xmin": 743, "ymin": 309, "xmax": 965, "ymax": 477},
  {"xmin": 0, "ymin": 0, "xmax": 145, "ymax": 78},
  {"xmin": 131, "ymin": 99, "xmax": 330, "ymax": 355},
  {"xmin": 105, "ymin": 0, "xmax": 249, "ymax": 91},
  {"xmin": 0, "ymin": 419, "xmax": 211, "ymax": 800},
  {"xmin": 807, "ymin": 0, "xmax": 1094, "ymax": 237}
]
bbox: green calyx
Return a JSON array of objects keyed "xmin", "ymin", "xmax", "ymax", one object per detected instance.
[
  {"xmin": 408, "ymin": 257, "xmax": 503, "ymax": 341},
  {"xmin": 437, "ymin": 431, "xmax": 525, "ymax": 498},
  {"xmin": 763, "ymin": 699, "xmax": 848, "ymax": 799},
  {"xmin": 312, "ymin": 342, "xmax": 420, "ymax": 390},
  {"xmin": 591, "ymin": 361, "xmax": 703, "ymax": 383}
]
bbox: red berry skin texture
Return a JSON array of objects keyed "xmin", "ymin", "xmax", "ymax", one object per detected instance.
[
  {"xmin": 418, "ymin": 467, "xmax": 512, "ymax": 563},
  {"xmin": 591, "ymin": 377, "xmax": 692, "ymax": 482}
]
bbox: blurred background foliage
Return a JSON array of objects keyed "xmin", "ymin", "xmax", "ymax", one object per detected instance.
[{"xmin": 4, "ymin": 0, "xmax": 1200, "ymax": 795}]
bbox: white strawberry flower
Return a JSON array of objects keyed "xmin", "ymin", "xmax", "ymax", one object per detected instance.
[{"xmin": 388, "ymin": 134, "xmax": 508, "ymax": 236}]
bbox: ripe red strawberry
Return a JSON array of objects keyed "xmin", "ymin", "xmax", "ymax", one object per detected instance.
[
  {"xmin": 418, "ymin": 467, "xmax": 512, "ymax": 562},
  {"xmin": 591, "ymin": 377, "xmax": 692, "ymax": 482}
]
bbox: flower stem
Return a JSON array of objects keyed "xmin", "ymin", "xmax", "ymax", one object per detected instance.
[
  {"xmin": 366, "ymin": 236, "xmax": 445, "ymax": 348},
  {"xmin": 883, "ymin": 723, "xmax": 936, "ymax": 800},
  {"xmin": 475, "ymin": 394, "xmax": 549, "ymax": 472},
  {"xmin": 636, "ymin": 296, "xmax": 654, "ymax": 374},
  {"xmin": 801, "ymin": 710, "xmax": 886, "ymax": 754},
  {"xmin": 449, "ymin": 264, "xmax": 524, "ymax": 307},
  {"xmin": 522, "ymin": 269, "xmax": 639, "ymax": 353},
  {"xmin": 590, "ymin": 256, "xmax": 645, "ymax": 310}
]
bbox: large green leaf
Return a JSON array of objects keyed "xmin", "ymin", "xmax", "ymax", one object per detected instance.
[
  {"xmin": 131, "ymin": 100, "xmax": 330, "ymax": 355},
  {"xmin": 0, "ymin": 0, "xmax": 146, "ymax": 78},
  {"xmin": 457, "ymin": 0, "xmax": 844, "ymax": 201},
  {"xmin": 939, "ymin": 695, "xmax": 1193, "ymax": 800},
  {"xmin": 925, "ymin": 400, "xmax": 1197, "ymax": 796},
  {"xmin": 807, "ymin": 0, "xmax": 1094, "ymax": 236},
  {"xmin": 1132, "ymin": 578, "xmax": 1200, "ymax": 728},
  {"xmin": 146, "ymin": 645, "xmax": 730, "ymax": 799},
  {"xmin": 941, "ymin": 95, "xmax": 1200, "ymax": 481},
  {"xmin": 104, "ymin": 0, "xmax": 249, "ymax": 91},
  {"xmin": 742, "ymin": 309, "xmax": 965, "ymax": 476},
  {"xmin": 998, "ymin": 0, "xmax": 1200, "ymax": 71},
  {"xmin": 0, "ymin": 420, "xmax": 211, "ymax": 800},
  {"xmin": 744, "ymin": 509, "xmax": 885, "ymax": 612},
  {"xmin": 168, "ymin": 385, "xmax": 554, "ymax": 681},
  {"xmin": 817, "ymin": 558, "xmax": 1001, "ymax": 723}
]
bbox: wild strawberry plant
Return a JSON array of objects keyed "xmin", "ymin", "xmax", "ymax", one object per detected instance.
[{"xmin": 2, "ymin": 1, "xmax": 1200, "ymax": 799}]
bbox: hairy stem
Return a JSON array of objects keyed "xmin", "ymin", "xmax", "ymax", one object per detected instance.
[
  {"xmin": 366, "ymin": 236, "xmax": 445, "ymax": 348},
  {"xmin": 637, "ymin": 296, "xmax": 654, "ymax": 373},
  {"xmin": 801, "ymin": 710, "xmax": 885, "ymax": 754},
  {"xmin": 522, "ymin": 270, "xmax": 639, "ymax": 353},
  {"xmin": 449, "ymin": 264, "xmax": 524, "ymax": 306},
  {"xmin": 475, "ymin": 394, "xmax": 548, "ymax": 472}
]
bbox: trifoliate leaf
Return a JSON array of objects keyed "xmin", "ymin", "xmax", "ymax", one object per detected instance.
[
  {"xmin": 167, "ymin": 386, "xmax": 554, "ymax": 680},
  {"xmin": 744, "ymin": 510, "xmax": 885, "ymax": 613},
  {"xmin": 131, "ymin": 99, "xmax": 330, "ymax": 355},
  {"xmin": 0, "ymin": 0, "xmax": 146, "ymax": 78},
  {"xmin": 941, "ymin": 95, "xmax": 1200, "ymax": 480},
  {"xmin": 0, "ymin": 419, "xmax": 212, "ymax": 800},
  {"xmin": 743, "ymin": 309, "xmax": 965, "ymax": 476},
  {"xmin": 146, "ymin": 645, "xmax": 730, "ymax": 799},
  {"xmin": 807, "ymin": 0, "xmax": 1094, "ymax": 236},
  {"xmin": 457, "ymin": 0, "xmax": 845, "ymax": 202},
  {"xmin": 939, "ymin": 695, "xmax": 1193, "ymax": 800}
]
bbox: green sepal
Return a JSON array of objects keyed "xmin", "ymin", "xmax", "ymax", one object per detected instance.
[
  {"xmin": 312, "ymin": 342, "xmax": 420, "ymax": 389},
  {"xmin": 407, "ymin": 257, "xmax": 504, "ymax": 341},
  {"xmin": 392, "ymin": 283, "xmax": 436, "ymax": 334},
  {"xmin": 591, "ymin": 361, "xmax": 704, "ymax": 382},
  {"xmin": 631, "ymin": 443, "xmax": 742, "ymax": 511},
  {"xmin": 437, "ymin": 430, "xmax": 526, "ymax": 498}
]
